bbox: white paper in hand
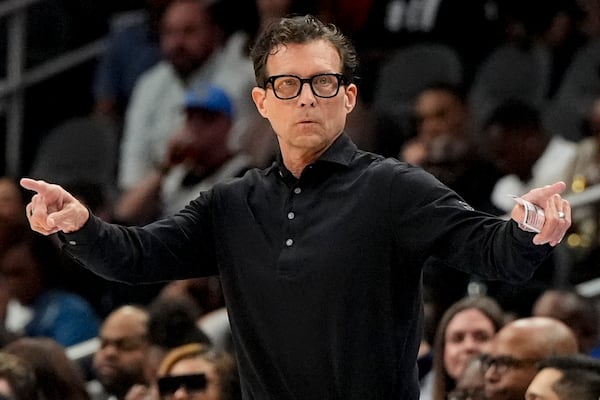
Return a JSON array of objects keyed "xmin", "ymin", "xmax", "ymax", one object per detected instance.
[{"xmin": 509, "ymin": 194, "xmax": 545, "ymax": 233}]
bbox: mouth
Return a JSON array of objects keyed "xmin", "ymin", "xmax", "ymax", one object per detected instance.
[{"xmin": 96, "ymin": 364, "xmax": 119, "ymax": 377}]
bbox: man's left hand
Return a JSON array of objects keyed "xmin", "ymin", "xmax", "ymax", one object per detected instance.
[{"xmin": 510, "ymin": 181, "xmax": 571, "ymax": 247}]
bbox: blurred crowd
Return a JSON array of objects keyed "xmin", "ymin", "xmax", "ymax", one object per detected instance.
[{"xmin": 2, "ymin": 0, "xmax": 600, "ymax": 398}]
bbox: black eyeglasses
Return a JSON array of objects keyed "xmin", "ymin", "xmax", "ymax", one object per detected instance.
[
  {"xmin": 157, "ymin": 373, "xmax": 207, "ymax": 398},
  {"xmin": 480, "ymin": 354, "xmax": 539, "ymax": 374},
  {"xmin": 447, "ymin": 387, "xmax": 486, "ymax": 400},
  {"xmin": 98, "ymin": 335, "xmax": 148, "ymax": 352},
  {"xmin": 264, "ymin": 73, "xmax": 348, "ymax": 99}
]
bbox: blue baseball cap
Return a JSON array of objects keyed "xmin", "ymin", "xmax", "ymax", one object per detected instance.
[{"xmin": 184, "ymin": 83, "xmax": 234, "ymax": 118}]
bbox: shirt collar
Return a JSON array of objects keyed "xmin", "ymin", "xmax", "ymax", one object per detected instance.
[{"xmin": 267, "ymin": 133, "xmax": 357, "ymax": 178}]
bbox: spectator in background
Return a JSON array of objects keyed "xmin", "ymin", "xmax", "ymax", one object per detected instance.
[
  {"xmin": 0, "ymin": 178, "xmax": 28, "ymax": 226},
  {"xmin": 420, "ymin": 296, "xmax": 505, "ymax": 400},
  {"xmin": 0, "ymin": 351, "xmax": 38, "ymax": 400},
  {"xmin": 156, "ymin": 343, "xmax": 240, "ymax": 400},
  {"xmin": 123, "ymin": 297, "xmax": 212, "ymax": 400},
  {"xmin": 3, "ymin": 337, "xmax": 90, "ymax": 400},
  {"xmin": 525, "ymin": 354, "xmax": 600, "ymax": 400},
  {"xmin": 532, "ymin": 288, "xmax": 600, "ymax": 356},
  {"xmin": 399, "ymin": 82, "xmax": 503, "ymax": 214},
  {"xmin": 483, "ymin": 316, "xmax": 578, "ymax": 400},
  {"xmin": 482, "ymin": 99, "xmax": 578, "ymax": 213},
  {"xmin": 565, "ymin": 96, "xmax": 600, "ymax": 274},
  {"xmin": 118, "ymin": 0, "xmax": 258, "ymax": 194},
  {"xmin": 400, "ymin": 83, "xmax": 470, "ymax": 166},
  {"xmin": 502, "ymin": 0, "xmax": 587, "ymax": 98},
  {"xmin": 88, "ymin": 306, "xmax": 149, "ymax": 400},
  {"xmin": 114, "ymin": 84, "xmax": 250, "ymax": 225},
  {"xmin": 0, "ymin": 177, "xmax": 30, "ymax": 348},
  {"xmin": 93, "ymin": 0, "xmax": 172, "ymax": 126},
  {"xmin": 328, "ymin": 0, "xmax": 505, "ymax": 102},
  {"xmin": 0, "ymin": 230, "xmax": 100, "ymax": 347}
]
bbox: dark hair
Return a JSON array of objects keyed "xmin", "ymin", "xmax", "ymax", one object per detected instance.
[
  {"xmin": 250, "ymin": 14, "xmax": 358, "ymax": 88},
  {"xmin": 431, "ymin": 296, "xmax": 505, "ymax": 400},
  {"xmin": 3, "ymin": 338, "xmax": 90, "ymax": 400},
  {"xmin": 482, "ymin": 98, "xmax": 542, "ymax": 134},
  {"xmin": 421, "ymin": 82, "xmax": 467, "ymax": 104},
  {"xmin": 536, "ymin": 354, "xmax": 600, "ymax": 400},
  {"xmin": 147, "ymin": 297, "xmax": 211, "ymax": 349}
]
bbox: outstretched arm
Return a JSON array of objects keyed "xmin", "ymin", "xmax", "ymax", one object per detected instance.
[
  {"xmin": 510, "ymin": 181, "xmax": 571, "ymax": 247},
  {"xmin": 20, "ymin": 178, "xmax": 90, "ymax": 235}
]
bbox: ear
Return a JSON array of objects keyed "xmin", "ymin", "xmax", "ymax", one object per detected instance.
[
  {"xmin": 344, "ymin": 83, "xmax": 358, "ymax": 114},
  {"xmin": 252, "ymin": 87, "xmax": 269, "ymax": 118}
]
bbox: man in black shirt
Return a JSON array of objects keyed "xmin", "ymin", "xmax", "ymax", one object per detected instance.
[{"xmin": 21, "ymin": 15, "xmax": 571, "ymax": 400}]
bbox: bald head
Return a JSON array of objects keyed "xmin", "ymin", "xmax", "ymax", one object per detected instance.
[
  {"xmin": 494, "ymin": 317, "xmax": 578, "ymax": 357},
  {"xmin": 102, "ymin": 305, "xmax": 149, "ymax": 336}
]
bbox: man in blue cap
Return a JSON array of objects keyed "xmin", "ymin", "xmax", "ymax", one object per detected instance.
[{"xmin": 113, "ymin": 83, "xmax": 251, "ymax": 225}]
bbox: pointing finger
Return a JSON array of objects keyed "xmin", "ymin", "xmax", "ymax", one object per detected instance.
[{"xmin": 20, "ymin": 178, "xmax": 52, "ymax": 195}]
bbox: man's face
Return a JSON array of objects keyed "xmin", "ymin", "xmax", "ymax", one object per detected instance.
[
  {"xmin": 414, "ymin": 89, "xmax": 467, "ymax": 141},
  {"xmin": 525, "ymin": 368, "xmax": 562, "ymax": 400},
  {"xmin": 0, "ymin": 243, "xmax": 44, "ymax": 305},
  {"xmin": 169, "ymin": 109, "xmax": 231, "ymax": 165},
  {"xmin": 93, "ymin": 310, "xmax": 149, "ymax": 397},
  {"xmin": 160, "ymin": 0, "xmax": 219, "ymax": 78},
  {"xmin": 0, "ymin": 178, "xmax": 24, "ymax": 223},
  {"xmin": 483, "ymin": 125, "xmax": 534, "ymax": 180},
  {"xmin": 251, "ymin": 40, "xmax": 357, "ymax": 158},
  {"xmin": 484, "ymin": 338, "xmax": 541, "ymax": 400}
]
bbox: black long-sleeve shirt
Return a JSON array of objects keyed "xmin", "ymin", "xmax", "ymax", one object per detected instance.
[{"xmin": 60, "ymin": 134, "xmax": 551, "ymax": 399}]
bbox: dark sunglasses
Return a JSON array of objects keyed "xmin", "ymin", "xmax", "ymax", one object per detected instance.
[{"xmin": 157, "ymin": 373, "xmax": 207, "ymax": 396}]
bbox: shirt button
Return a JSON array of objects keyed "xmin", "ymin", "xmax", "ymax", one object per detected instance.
[
  {"xmin": 285, "ymin": 238, "xmax": 294, "ymax": 247},
  {"xmin": 68, "ymin": 240, "xmax": 77, "ymax": 246},
  {"xmin": 293, "ymin": 187, "xmax": 301, "ymax": 194},
  {"xmin": 287, "ymin": 212, "xmax": 295, "ymax": 220}
]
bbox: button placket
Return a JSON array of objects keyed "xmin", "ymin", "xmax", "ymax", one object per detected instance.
[{"xmin": 284, "ymin": 185, "xmax": 301, "ymax": 248}]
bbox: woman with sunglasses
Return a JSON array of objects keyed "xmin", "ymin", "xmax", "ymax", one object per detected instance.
[{"xmin": 156, "ymin": 344, "xmax": 240, "ymax": 400}]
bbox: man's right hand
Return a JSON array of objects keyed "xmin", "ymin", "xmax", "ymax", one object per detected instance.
[{"xmin": 20, "ymin": 178, "xmax": 89, "ymax": 235}]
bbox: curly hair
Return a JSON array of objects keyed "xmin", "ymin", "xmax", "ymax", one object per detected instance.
[{"xmin": 250, "ymin": 14, "xmax": 358, "ymax": 88}]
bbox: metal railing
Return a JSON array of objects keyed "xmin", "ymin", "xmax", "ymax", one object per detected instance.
[{"xmin": 0, "ymin": 0, "xmax": 106, "ymax": 177}]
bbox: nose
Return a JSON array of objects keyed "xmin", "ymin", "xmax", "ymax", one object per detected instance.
[
  {"xmin": 173, "ymin": 386, "xmax": 189, "ymax": 399},
  {"xmin": 462, "ymin": 335, "xmax": 484, "ymax": 351},
  {"xmin": 99, "ymin": 344, "xmax": 119, "ymax": 358},
  {"xmin": 298, "ymin": 81, "xmax": 316, "ymax": 106},
  {"xmin": 484, "ymin": 363, "xmax": 500, "ymax": 383}
]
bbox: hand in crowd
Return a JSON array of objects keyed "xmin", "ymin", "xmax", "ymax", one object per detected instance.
[
  {"xmin": 20, "ymin": 178, "xmax": 89, "ymax": 235},
  {"xmin": 162, "ymin": 126, "xmax": 201, "ymax": 172},
  {"xmin": 510, "ymin": 181, "xmax": 571, "ymax": 247},
  {"xmin": 124, "ymin": 383, "xmax": 158, "ymax": 400}
]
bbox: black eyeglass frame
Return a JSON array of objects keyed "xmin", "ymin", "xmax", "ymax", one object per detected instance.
[
  {"xmin": 264, "ymin": 73, "xmax": 348, "ymax": 100},
  {"xmin": 480, "ymin": 354, "xmax": 540, "ymax": 374}
]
